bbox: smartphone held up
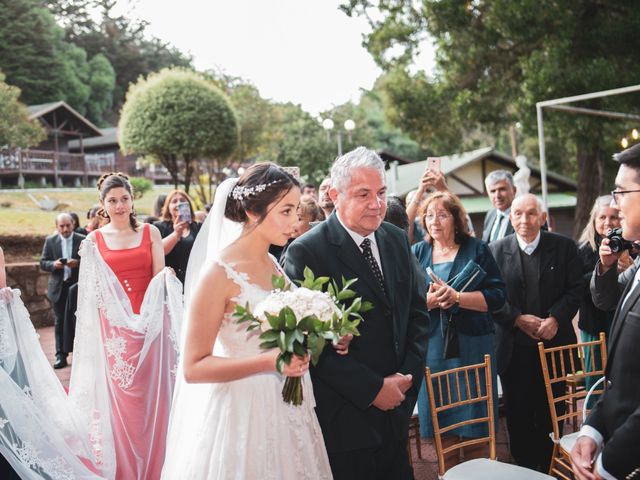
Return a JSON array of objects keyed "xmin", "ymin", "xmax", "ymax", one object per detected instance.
[
  {"xmin": 426, "ymin": 157, "xmax": 441, "ymax": 173},
  {"xmin": 177, "ymin": 202, "xmax": 192, "ymax": 223}
]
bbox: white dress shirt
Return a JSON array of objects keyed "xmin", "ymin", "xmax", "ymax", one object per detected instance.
[
  {"xmin": 336, "ymin": 213, "xmax": 384, "ymax": 277},
  {"xmin": 59, "ymin": 233, "xmax": 72, "ymax": 281},
  {"xmin": 516, "ymin": 231, "xmax": 541, "ymax": 255}
]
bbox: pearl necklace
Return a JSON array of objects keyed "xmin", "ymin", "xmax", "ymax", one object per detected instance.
[{"xmin": 435, "ymin": 243, "xmax": 456, "ymax": 255}]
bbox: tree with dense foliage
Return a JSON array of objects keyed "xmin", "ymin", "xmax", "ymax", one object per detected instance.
[
  {"xmin": 48, "ymin": 0, "xmax": 192, "ymax": 118},
  {"xmin": 341, "ymin": 0, "xmax": 640, "ymax": 236},
  {"xmin": 0, "ymin": 72, "xmax": 46, "ymax": 148},
  {"xmin": 257, "ymin": 103, "xmax": 335, "ymax": 186},
  {"xmin": 119, "ymin": 68, "xmax": 239, "ymax": 193},
  {"xmin": 208, "ymin": 72, "xmax": 274, "ymax": 165},
  {"xmin": 0, "ymin": 0, "xmax": 116, "ymax": 125}
]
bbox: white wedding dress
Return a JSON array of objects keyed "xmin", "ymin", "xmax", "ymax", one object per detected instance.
[{"xmin": 161, "ymin": 178, "xmax": 332, "ymax": 480}]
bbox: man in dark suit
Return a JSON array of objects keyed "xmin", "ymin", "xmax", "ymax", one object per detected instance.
[
  {"xmin": 40, "ymin": 213, "xmax": 84, "ymax": 369},
  {"xmin": 482, "ymin": 170, "xmax": 517, "ymax": 243},
  {"xmin": 283, "ymin": 147, "xmax": 429, "ymax": 480},
  {"xmin": 490, "ymin": 193, "xmax": 582, "ymax": 471},
  {"xmin": 571, "ymin": 143, "xmax": 640, "ymax": 480}
]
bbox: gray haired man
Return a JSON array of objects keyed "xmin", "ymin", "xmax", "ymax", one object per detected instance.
[
  {"xmin": 482, "ymin": 170, "xmax": 517, "ymax": 243},
  {"xmin": 283, "ymin": 146, "xmax": 429, "ymax": 480}
]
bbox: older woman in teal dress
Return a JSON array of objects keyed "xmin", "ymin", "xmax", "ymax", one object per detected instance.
[{"xmin": 412, "ymin": 192, "xmax": 506, "ymax": 460}]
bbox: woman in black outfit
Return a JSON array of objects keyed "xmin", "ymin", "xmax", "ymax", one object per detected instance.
[
  {"xmin": 153, "ymin": 190, "xmax": 202, "ymax": 286},
  {"xmin": 576, "ymin": 195, "xmax": 632, "ymax": 391}
]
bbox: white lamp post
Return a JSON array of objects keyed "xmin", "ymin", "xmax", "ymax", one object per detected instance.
[{"xmin": 322, "ymin": 118, "xmax": 355, "ymax": 157}]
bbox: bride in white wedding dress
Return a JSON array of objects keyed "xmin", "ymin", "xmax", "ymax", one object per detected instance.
[{"xmin": 161, "ymin": 164, "xmax": 334, "ymax": 480}]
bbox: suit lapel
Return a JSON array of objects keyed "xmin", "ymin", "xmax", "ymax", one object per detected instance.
[
  {"xmin": 607, "ymin": 277, "xmax": 640, "ymax": 365},
  {"xmin": 538, "ymin": 232, "xmax": 555, "ymax": 277},
  {"xmin": 503, "ymin": 236, "xmax": 525, "ymax": 306},
  {"xmin": 72, "ymin": 234, "xmax": 82, "ymax": 257},
  {"xmin": 52, "ymin": 235, "xmax": 63, "ymax": 258},
  {"xmin": 328, "ymin": 215, "xmax": 390, "ymax": 308},
  {"xmin": 483, "ymin": 209, "xmax": 497, "ymax": 242}
]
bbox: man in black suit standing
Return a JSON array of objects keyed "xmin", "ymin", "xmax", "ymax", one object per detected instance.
[
  {"xmin": 40, "ymin": 213, "xmax": 84, "ymax": 369},
  {"xmin": 482, "ymin": 170, "xmax": 516, "ymax": 243},
  {"xmin": 283, "ymin": 147, "xmax": 429, "ymax": 480},
  {"xmin": 490, "ymin": 194, "xmax": 582, "ymax": 471},
  {"xmin": 571, "ymin": 144, "xmax": 640, "ymax": 480}
]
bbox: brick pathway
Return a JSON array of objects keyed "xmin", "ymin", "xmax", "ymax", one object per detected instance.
[{"xmin": 37, "ymin": 325, "xmax": 514, "ymax": 480}]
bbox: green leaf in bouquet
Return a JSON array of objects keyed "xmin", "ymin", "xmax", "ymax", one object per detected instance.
[
  {"xmin": 233, "ymin": 302, "xmax": 257, "ymax": 324},
  {"xmin": 267, "ymin": 312, "xmax": 285, "ymax": 330},
  {"xmin": 307, "ymin": 332, "xmax": 327, "ymax": 365},
  {"xmin": 320, "ymin": 330, "xmax": 335, "ymax": 341},
  {"xmin": 349, "ymin": 297, "xmax": 362, "ymax": 313},
  {"xmin": 259, "ymin": 330, "xmax": 280, "ymax": 342},
  {"xmin": 359, "ymin": 300, "xmax": 375, "ymax": 313},
  {"xmin": 336, "ymin": 289, "xmax": 356, "ymax": 301},
  {"xmin": 272, "ymin": 274, "xmax": 286, "ymax": 291},
  {"xmin": 284, "ymin": 330, "xmax": 297, "ymax": 352},
  {"xmin": 277, "ymin": 331, "xmax": 287, "ymax": 351},
  {"xmin": 341, "ymin": 276, "xmax": 358, "ymax": 290},
  {"xmin": 293, "ymin": 341, "xmax": 307, "ymax": 357},
  {"xmin": 311, "ymin": 276, "xmax": 330, "ymax": 291},
  {"xmin": 297, "ymin": 316, "xmax": 315, "ymax": 333},
  {"xmin": 283, "ymin": 306, "xmax": 297, "ymax": 330},
  {"xmin": 327, "ymin": 282, "xmax": 337, "ymax": 299},
  {"xmin": 259, "ymin": 340, "xmax": 278, "ymax": 350},
  {"xmin": 293, "ymin": 329, "xmax": 304, "ymax": 344},
  {"xmin": 276, "ymin": 352, "xmax": 289, "ymax": 373}
]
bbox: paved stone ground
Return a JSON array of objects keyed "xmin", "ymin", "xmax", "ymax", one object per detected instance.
[{"xmin": 38, "ymin": 325, "xmax": 514, "ymax": 480}]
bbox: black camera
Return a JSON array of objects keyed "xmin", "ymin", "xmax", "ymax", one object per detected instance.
[{"xmin": 606, "ymin": 228, "xmax": 634, "ymax": 253}]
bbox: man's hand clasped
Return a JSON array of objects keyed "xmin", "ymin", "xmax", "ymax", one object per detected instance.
[
  {"xmin": 515, "ymin": 314, "xmax": 558, "ymax": 341},
  {"xmin": 372, "ymin": 373, "xmax": 413, "ymax": 411}
]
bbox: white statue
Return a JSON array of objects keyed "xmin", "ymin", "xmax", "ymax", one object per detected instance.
[{"xmin": 513, "ymin": 155, "xmax": 531, "ymax": 196}]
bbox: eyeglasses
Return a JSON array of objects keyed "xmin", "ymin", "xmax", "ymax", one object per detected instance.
[
  {"xmin": 611, "ymin": 189, "xmax": 640, "ymax": 205},
  {"xmin": 424, "ymin": 213, "xmax": 452, "ymax": 223}
]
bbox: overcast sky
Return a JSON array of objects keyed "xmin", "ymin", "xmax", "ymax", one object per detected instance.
[{"xmin": 118, "ymin": 0, "xmax": 435, "ymax": 115}]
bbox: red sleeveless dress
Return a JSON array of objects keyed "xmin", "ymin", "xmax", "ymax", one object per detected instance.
[
  {"xmin": 95, "ymin": 223, "xmax": 152, "ymax": 314},
  {"xmin": 94, "ymin": 224, "xmax": 169, "ymax": 479}
]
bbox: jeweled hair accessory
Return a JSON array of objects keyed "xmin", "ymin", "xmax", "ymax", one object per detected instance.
[{"xmin": 231, "ymin": 180, "xmax": 280, "ymax": 201}]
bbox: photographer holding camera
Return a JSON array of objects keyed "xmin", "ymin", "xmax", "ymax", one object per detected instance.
[
  {"xmin": 40, "ymin": 213, "xmax": 84, "ymax": 369},
  {"xmin": 571, "ymin": 143, "xmax": 640, "ymax": 480}
]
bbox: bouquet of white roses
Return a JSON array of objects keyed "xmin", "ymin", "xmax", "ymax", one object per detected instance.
[{"xmin": 234, "ymin": 267, "xmax": 372, "ymax": 405}]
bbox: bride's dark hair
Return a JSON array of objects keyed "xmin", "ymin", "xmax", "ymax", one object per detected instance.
[{"xmin": 225, "ymin": 163, "xmax": 299, "ymax": 223}]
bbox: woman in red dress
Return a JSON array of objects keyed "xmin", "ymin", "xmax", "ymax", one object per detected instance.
[{"xmin": 70, "ymin": 172, "xmax": 180, "ymax": 479}]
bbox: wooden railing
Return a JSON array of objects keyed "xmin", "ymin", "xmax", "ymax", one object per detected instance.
[{"xmin": 0, "ymin": 148, "xmax": 114, "ymax": 175}]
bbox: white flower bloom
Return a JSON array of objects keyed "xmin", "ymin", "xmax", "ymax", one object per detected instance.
[{"xmin": 253, "ymin": 287, "xmax": 340, "ymax": 331}]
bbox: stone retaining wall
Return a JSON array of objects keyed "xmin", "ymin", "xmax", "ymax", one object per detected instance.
[{"xmin": 6, "ymin": 262, "xmax": 53, "ymax": 327}]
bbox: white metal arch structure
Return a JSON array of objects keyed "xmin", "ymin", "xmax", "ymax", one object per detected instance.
[{"xmin": 536, "ymin": 84, "xmax": 640, "ymax": 208}]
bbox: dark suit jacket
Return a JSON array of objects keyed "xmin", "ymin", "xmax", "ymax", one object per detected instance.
[
  {"xmin": 585, "ymin": 258, "xmax": 640, "ymax": 478},
  {"xmin": 283, "ymin": 214, "xmax": 430, "ymax": 453},
  {"xmin": 482, "ymin": 208, "xmax": 514, "ymax": 243},
  {"xmin": 39, "ymin": 232, "xmax": 83, "ymax": 303},
  {"xmin": 489, "ymin": 231, "xmax": 582, "ymax": 374}
]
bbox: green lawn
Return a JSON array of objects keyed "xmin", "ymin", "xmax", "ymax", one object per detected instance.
[{"xmin": 0, "ymin": 186, "xmax": 174, "ymax": 236}]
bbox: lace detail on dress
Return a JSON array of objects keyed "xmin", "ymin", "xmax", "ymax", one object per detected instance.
[
  {"xmin": 13, "ymin": 440, "xmax": 76, "ymax": 480},
  {"xmin": 104, "ymin": 331, "xmax": 135, "ymax": 389}
]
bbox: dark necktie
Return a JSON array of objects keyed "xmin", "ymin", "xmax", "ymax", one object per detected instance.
[
  {"xmin": 490, "ymin": 214, "xmax": 504, "ymax": 242},
  {"xmin": 360, "ymin": 238, "xmax": 386, "ymax": 294}
]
